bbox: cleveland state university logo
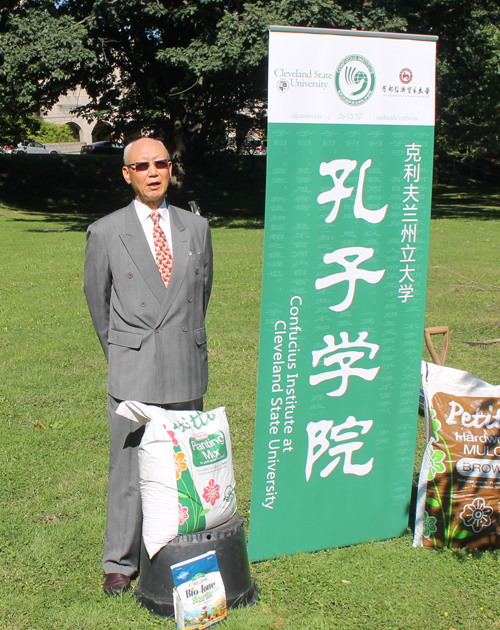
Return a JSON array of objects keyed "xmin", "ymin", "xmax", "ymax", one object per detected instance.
[{"xmin": 335, "ymin": 54, "xmax": 375, "ymax": 106}]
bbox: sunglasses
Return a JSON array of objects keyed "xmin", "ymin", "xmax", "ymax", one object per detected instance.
[{"xmin": 125, "ymin": 159, "xmax": 171, "ymax": 172}]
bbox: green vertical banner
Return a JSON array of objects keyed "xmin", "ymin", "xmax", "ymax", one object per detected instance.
[{"xmin": 248, "ymin": 26, "xmax": 438, "ymax": 561}]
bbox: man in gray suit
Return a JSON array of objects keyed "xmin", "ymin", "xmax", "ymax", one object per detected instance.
[{"xmin": 84, "ymin": 137, "xmax": 213, "ymax": 594}]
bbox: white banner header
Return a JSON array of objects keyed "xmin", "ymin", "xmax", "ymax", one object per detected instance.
[{"xmin": 268, "ymin": 30, "xmax": 436, "ymax": 126}]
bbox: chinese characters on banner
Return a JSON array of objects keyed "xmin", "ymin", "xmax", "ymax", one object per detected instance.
[
  {"xmin": 399, "ymin": 143, "xmax": 423, "ymax": 303},
  {"xmin": 249, "ymin": 27, "xmax": 437, "ymax": 561}
]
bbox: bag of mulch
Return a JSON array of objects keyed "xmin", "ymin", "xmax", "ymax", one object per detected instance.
[
  {"xmin": 172, "ymin": 551, "xmax": 227, "ymax": 630},
  {"xmin": 414, "ymin": 361, "xmax": 500, "ymax": 549},
  {"xmin": 116, "ymin": 402, "xmax": 237, "ymax": 558}
]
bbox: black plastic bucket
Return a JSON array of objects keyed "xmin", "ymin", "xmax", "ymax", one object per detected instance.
[{"xmin": 135, "ymin": 513, "xmax": 258, "ymax": 618}]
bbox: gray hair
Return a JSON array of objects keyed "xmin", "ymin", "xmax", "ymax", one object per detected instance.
[{"xmin": 123, "ymin": 138, "xmax": 170, "ymax": 165}]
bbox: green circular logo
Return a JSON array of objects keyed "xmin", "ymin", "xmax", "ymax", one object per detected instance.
[{"xmin": 335, "ymin": 55, "xmax": 375, "ymax": 106}]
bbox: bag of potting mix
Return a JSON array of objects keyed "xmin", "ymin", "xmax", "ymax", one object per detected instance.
[
  {"xmin": 414, "ymin": 361, "xmax": 500, "ymax": 549},
  {"xmin": 116, "ymin": 402, "xmax": 237, "ymax": 558},
  {"xmin": 171, "ymin": 550, "xmax": 227, "ymax": 630}
]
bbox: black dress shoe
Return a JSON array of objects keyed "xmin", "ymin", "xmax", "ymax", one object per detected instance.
[{"xmin": 103, "ymin": 573, "xmax": 131, "ymax": 594}]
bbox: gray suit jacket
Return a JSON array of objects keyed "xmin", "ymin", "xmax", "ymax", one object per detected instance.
[{"xmin": 84, "ymin": 201, "xmax": 213, "ymax": 404}]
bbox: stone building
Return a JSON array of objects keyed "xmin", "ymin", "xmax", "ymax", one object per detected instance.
[{"xmin": 43, "ymin": 87, "xmax": 113, "ymax": 145}]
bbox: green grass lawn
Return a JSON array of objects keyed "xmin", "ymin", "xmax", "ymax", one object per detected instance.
[{"xmin": 1, "ymin": 156, "xmax": 500, "ymax": 629}]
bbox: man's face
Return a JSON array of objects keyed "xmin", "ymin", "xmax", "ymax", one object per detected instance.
[{"xmin": 122, "ymin": 138, "xmax": 173, "ymax": 209}]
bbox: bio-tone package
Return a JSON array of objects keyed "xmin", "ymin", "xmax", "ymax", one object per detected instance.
[
  {"xmin": 116, "ymin": 402, "xmax": 237, "ymax": 558},
  {"xmin": 171, "ymin": 550, "xmax": 227, "ymax": 630},
  {"xmin": 414, "ymin": 361, "xmax": 500, "ymax": 548}
]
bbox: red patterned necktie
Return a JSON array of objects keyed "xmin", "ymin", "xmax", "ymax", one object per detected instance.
[{"xmin": 150, "ymin": 210, "xmax": 173, "ymax": 288}]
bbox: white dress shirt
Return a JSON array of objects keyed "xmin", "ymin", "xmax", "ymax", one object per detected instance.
[{"xmin": 134, "ymin": 198, "xmax": 173, "ymax": 259}]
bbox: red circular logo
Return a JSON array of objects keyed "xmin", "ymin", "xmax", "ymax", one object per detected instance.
[{"xmin": 400, "ymin": 68, "xmax": 412, "ymax": 84}]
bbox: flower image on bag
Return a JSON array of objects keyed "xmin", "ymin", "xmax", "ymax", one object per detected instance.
[
  {"xmin": 460, "ymin": 498, "xmax": 493, "ymax": 534},
  {"xmin": 203, "ymin": 480, "xmax": 220, "ymax": 507},
  {"xmin": 178, "ymin": 504, "xmax": 190, "ymax": 526},
  {"xmin": 175, "ymin": 453, "xmax": 188, "ymax": 480}
]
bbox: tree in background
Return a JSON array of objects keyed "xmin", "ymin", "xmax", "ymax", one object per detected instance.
[
  {"xmin": 150, "ymin": 0, "xmax": 405, "ymax": 161},
  {"xmin": 395, "ymin": 0, "xmax": 500, "ymax": 162},
  {"xmin": 1, "ymin": 0, "xmax": 498, "ymax": 172},
  {"xmin": 31, "ymin": 119, "xmax": 76, "ymax": 144},
  {"xmin": 1, "ymin": 0, "xmax": 404, "ymax": 169},
  {"xmin": 0, "ymin": 3, "xmax": 93, "ymax": 143}
]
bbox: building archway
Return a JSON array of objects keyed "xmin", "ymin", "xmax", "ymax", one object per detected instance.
[
  {"xmin": 92, "ymin": 122, "xmax": 113, "ymax": 143},
  {"xmin": 66, "ymin": 122, "xmax": 82, "ymax": 141},
  {"xmin": 42, "ymin": 88, "xmax": 94, "ymax": 144}
]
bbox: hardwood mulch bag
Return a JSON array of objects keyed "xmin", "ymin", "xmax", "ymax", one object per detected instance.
[{"xmin": 414, "ymin": 362, "xmax": 500, "ymax": 548}]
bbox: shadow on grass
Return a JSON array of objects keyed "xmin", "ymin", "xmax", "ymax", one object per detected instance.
[
  {"xmin": 432, "ymin": 183, "xmax": 500, "ymax": 220},
  {"xmin": 4, "ymin": 155, "xmax": 498, "ymax": 229},
  {"xmin": 0, "ymin": 152, "xmax": 266, "ymax": 231}
]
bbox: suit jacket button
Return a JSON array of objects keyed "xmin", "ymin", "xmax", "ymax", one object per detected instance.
[
  {"xmin": 182, "ymin": 326, "xmax": 188, "ymax": 332},
  {"xmin": 140, "ymin": 301, "xmax": 146, "ymax": 307},
  {"xmin": 195, "ymin": 268, "xmax": 200, "ymax": 275},
  {"xmin": 127, "ymin": 272, "xmax": 133, "ymax": 278},
  {"xmin": 155, "ymin": 328, "xmax": 160, "ymax": 334},
  {"xmin": 187, "ymin": 296, "xmax": 193, "ymax": 303}
]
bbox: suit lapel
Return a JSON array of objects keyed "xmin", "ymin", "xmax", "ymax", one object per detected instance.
[
  {"xmin": 119, "ymin": 203, "xmax": 166, "ymax": 304},
  {"xmin": 156, "ymin": 205, "xmax": 190, "ymax": 326}
]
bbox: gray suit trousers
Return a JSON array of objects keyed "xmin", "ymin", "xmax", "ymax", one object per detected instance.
[{"xmin": 103, "ymin": 395, "xmax": 203, "ymax": 576}]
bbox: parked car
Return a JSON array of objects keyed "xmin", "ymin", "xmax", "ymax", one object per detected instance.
[
  {"xmin": 80, "ymin": 141, "xmax": 124, "ymax": 155},
  {"xmin": 241, "ymin": 139, "xmax": 267, "ymax": 155},
  {"xmin": 0, "ymin": 143, "xmax": 14, "ymax": 154},
  {"xmin": 14, "ymin": 140, "xmax": 60, "ymax": 155}
]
